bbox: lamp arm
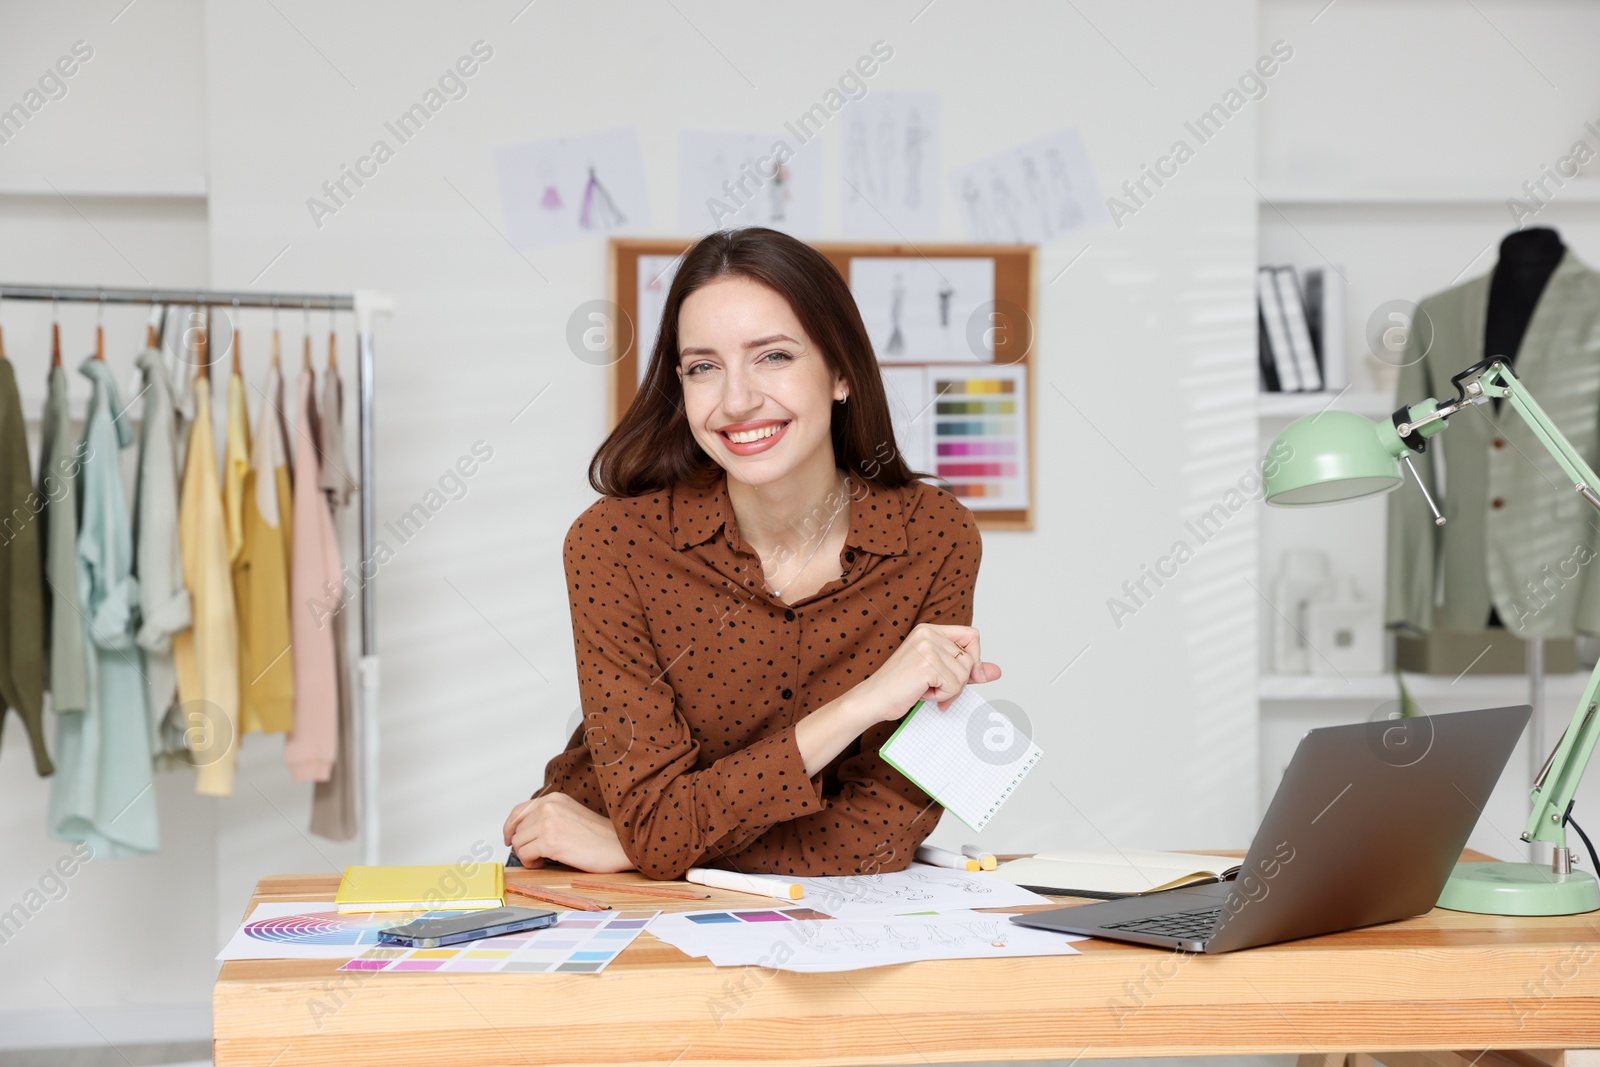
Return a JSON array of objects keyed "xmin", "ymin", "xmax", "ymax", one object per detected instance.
[{"xmin": 1474, "ymin": 361, "xmax": 1600, "ymax": 853}]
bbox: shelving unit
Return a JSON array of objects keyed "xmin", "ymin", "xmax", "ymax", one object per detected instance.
[
  {"xmin": 1257, "ymin": 390, "xmax": 1395, "ymax": 419},
  {"xmin": 1254, "ymin": 180, "xmax": 1600, "ymax": 207},
  {"xmin": 1259, "ymin": 671, "xmax": 1590, "ymax": 703},
  {"xmin": 0, "ymin": 171, "xmax": 207, "ymax": 199}
]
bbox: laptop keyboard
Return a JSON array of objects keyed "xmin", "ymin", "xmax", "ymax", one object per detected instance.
[{"xmin": 1101, "ymin": 906, "xmax": 1221, "ymax": 941}]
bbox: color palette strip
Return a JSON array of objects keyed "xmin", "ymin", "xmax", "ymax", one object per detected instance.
[
  {"xmin": 683, "ymin": 907, "xmax": 834, "ymax": 924},
  {"xmin": 930, "ymin": 366, "xmax": 1028, "ymax": 510},
  {"xmin": 337, "ymin": 909, "xmax": 659, "ymax": 975}
]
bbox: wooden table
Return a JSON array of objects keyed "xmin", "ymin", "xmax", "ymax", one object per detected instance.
[{"xmin": 213, "ymin": 852, "xmax": 1600, "ymax": 1067}]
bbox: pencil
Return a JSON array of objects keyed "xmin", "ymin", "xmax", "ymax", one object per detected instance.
[
  {"xmin": 505, "ymin": 882, "xmax": 612, "ymax": 911},
  {"xmin": 567, "ymin": 877, "xmax": 711, "ymax": 900}
]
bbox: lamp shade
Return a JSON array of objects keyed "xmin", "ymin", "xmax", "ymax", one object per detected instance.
[{"xmin": 1264, "ymin": 411, "xmax": 1406, "ymax": 506}]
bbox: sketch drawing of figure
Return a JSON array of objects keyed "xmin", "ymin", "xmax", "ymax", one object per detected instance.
[
  {"xmin": 988, "ymin": 170, "xmax": 1022, "ymax": 242},
  {"xmin": 1045, "ymin": 147, "xmax": 1084, "ymax": 229},
  {"xmin": 877, "ymin": 115, "xmax": 896, "ymax": 208},
  {"xmin": 540, "ymin": 185, "xmax": 562, "ymax": 211},
  {"xmin": 880, "ymin": 923, "xmax": 925, "ymax": 951},
  {"xmin": 885, "ymin": 272, "xmax": 906, "ymax": 355},
  {"xmin": 903, "ymin": 107, "xmax": 927, "ymax": 209},
  {"xmin": 845, "ymin": 119, "xmax": 873, "ymax": 202},
  {"xmin": 959, "ymin": 919, "xmax": 1008, "ymax": 947},
  {"xmin": 903, "ymin": 868, "xmax": 990, "ymax": 894},
  {"xmin": 579, "ymin": 164, "xmax": 626, "ymax": 229},
  {"xmin": 1022, "ymin": 155, "xmax": 1053, "ymax": 240},
  {"xmin": 959, "ymin": 177, "xmax": 994, "ymax": 241},
  {"xmin": 937, "ymin": 278, "xmax": 955, "ymax": 356},
  {"xmin": 936, "ymin": 279, "xmax": 954, "ymax": 328},
  {"xmin": 767, "ymin": 160, "xmax": 790, "ymax": 223}
]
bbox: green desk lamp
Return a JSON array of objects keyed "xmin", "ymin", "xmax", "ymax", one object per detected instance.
[{"xmin": 1263, "ymin": 357, "xmax": 1600, "ymax": 915}]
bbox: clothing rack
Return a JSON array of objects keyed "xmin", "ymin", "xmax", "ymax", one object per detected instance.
[{"xmin": 0, "ymin": 282, "xmax": 393, "ymax": 866}]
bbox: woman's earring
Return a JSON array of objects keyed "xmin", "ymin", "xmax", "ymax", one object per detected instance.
[{"xmin": 837, "ymin": 392, "xmax": 848, "ymax": 404}]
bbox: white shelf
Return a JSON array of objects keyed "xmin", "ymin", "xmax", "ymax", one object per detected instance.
[
  {"xmin": 0, "ymin": 171, "xmax": 207, "ymax": 199},
  {"xmin": 1254, "ymin": 180, "xmax": 1600, "ymax": 206},
  {"xmin": 1257, "ymin": 390, "xmax": 1394, "ymax": 419},
  {"xmin": 1260, "ymin": 672, "xmax": 1592, "ymax": 702}
]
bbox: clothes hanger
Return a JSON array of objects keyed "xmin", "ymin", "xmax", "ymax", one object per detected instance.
[
  {"xmin": 302, "ymin": 299, "xmax": 312, "ymax": 373},
  {"xmin": 145, "ymin": 302, "xmax": 161, "ymax": 349},
  {"xmin": 51, "ymin": 292, "xmax": 61, "ymax": 369},
  {"xmin": 231, "ymin": 298, "xmax": 242, "ymax": 376},
  {"xmin": 95, "ymin": 290, "xmax": 105, "ymax": 361},
  {"xmin": 327, "ymin": 296, "xmax": 337, "ymax": 373},
  {"xmin": 0, "ymin": 294, "xmax": 7, "ymax": 362},
  {"xmin": 194, "ymin": 304, "xmax": 209, "ymax": 384},
  {"xmin": 271, "ymin": 297, "xmax": 281, "ymax": 370}
]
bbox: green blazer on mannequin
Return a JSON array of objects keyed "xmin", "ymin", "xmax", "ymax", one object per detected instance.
[{"xmin": 1386, "ymin": 249, "xmax": 1600, "ymax": 639}]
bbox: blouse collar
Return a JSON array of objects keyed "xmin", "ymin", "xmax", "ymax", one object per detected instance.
[{"xmin": 669, "ymin": 470, "xmax": 909, "ymax": 558}]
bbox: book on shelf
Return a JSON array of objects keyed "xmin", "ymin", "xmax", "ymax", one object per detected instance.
[
  {"xmin": 1258, "ymin": 263, "xmax": 1345, "ymax": 394},
  {"xmin": 1257, "ymin": 266, "xmax": 1300, "ymax": 392}
]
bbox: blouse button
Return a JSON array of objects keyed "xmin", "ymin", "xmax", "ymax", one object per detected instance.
[
  {"xmin": 844, "ymin": 551, "xmax": 855, "ymax": 562},
  {"xmin": 782, "ymin": 688, "xmax": 793, "ymax": 700},
  {"xmin": 784, "ymin": 609, "xmax": 796, "ymax": 621}
]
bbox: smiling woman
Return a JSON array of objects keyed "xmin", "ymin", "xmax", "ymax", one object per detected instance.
[{"xmin": 503, "ymin": 227, "xmax": 1000, "ymax": 879}]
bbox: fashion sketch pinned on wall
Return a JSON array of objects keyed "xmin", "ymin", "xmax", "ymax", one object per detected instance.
[
  {"xmin": 494, "ymin": 128, "xmax": 649, "ymax": 247},
  {"xmin": 678, "ymin": 131, "xmax": 822, "ymax": 238},
  {"xmin": 849, "ymin": 257, "xmax": 995, "ymax": 363},
  {"xmin": 948, "ymin": 127, "xmax": 1106, "ymax": 244},
  {"xmin": 880, "ymin": 365, "xmax": 933, "ymax": 474},
  {"xmin": 636, "ymin": 253, "xmax": 682, "ymax": 385},
  {"xmin": 841, "ymin": 91, "xmax": 940, "ymax": 239}
]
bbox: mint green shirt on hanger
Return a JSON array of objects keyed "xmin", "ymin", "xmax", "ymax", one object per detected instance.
[
  {"xmin": 1385, "ymin": 250, "xmax": 1600, "ymax": 639},
  {"xmin": 49, "ymin": 356, "xmax": 158, "ymax": 859},
  {"xmin": 38, "ymin": 362, "xmax": 90, "ymax": 716}
]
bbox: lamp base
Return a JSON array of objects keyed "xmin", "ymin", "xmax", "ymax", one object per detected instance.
[{"xmin": 1436, "ymin": 861, "xmax": 1600, "ymax": 915}]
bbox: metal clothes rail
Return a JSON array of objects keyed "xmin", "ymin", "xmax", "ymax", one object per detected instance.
[{"xmin": 0, "ymin": 282, "xmax": 393, "ymax": 866}]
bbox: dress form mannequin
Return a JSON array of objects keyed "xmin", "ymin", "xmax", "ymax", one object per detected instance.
[
  {"xmin": 1485, "ymin": 226, "xmax": 1566, "ymax": 386},
  {"xmin": 1484, "ymin": 226, "xmax": 1565, "ymax": 627}
]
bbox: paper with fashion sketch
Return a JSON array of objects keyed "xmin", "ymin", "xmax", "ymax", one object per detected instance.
[
  {"xmin": 637, "ymin": 253, "xmax": 682, "ymax": 384},
  {"xmin": 646, "ymin": 907, "xmax": 1080, "ymax": 972},
  {"xmin": 850, "ymin": 256, "xmax": 995, "ymax": 363},
  {"xmin": 678, "ymin": 130, "xmax": 822, "ymax": 237},
  {"xmin": 948, "ymin": 126, "xmax": 1106, "ymax": 244},
  {"xmin": 880, "ymin": 365, "xmax": 933, "ymax": 472},
  {"xmin": 786, "ymin": 861, "xmax": 1050, "ymax": 919},
  {"xmin": 494, "ymin": 127, "xmax": 649, "ymax": 247},
  {"xmin": 841, "ymin": 91, "xmax": 940, "ymax": 238}
]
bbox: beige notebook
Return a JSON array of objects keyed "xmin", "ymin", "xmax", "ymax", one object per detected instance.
[{"xmin": 992, "ymin": 848, "xmax": 1242, "ymax": 899}]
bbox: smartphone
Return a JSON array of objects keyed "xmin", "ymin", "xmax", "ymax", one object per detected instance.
[{"xmin": 378, "ymin": 906, "xmax": 558, "ymax": 948}]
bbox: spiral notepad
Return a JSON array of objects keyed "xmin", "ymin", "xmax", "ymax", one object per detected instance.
[{"xmin": 879, "ymin": 688, "xmax": 1043, "ymax": 832}]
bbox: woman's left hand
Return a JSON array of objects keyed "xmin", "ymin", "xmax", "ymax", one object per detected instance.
[{"xmin": 503, "ymin": 792, "xmax": 636, "ymax": 873}]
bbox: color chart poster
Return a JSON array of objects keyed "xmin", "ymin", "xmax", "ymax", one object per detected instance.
[{"xmin": 928, "ymin": 364, "xmax": 1028, "ymax": 511}]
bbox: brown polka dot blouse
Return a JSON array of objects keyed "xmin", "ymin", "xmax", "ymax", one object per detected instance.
[{"xmin": 532, "ymin": 471, "xmax": 983, "ymax": 880}]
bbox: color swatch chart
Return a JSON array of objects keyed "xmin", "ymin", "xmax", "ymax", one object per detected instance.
[
  {"xmin": 930, "ymin": 364, "xmax": 1028, "ymax": 510},
  {"xmin": 336, "ymin": 909, "xmax": 660, "ymax": 974}
]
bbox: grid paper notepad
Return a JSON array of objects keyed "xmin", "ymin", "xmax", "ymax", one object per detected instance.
[{"xmin": 878, "ymin": 688, "xmax": 1042, "ymax": 831}]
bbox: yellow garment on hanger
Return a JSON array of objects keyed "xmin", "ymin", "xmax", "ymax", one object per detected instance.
[
  {"xmin": 236, "ymin": 364, "xmax": 294, "ymax": 733},
  {"xmin": 174, "ymin": 375, "xmax": 241, "ymax": 796}
]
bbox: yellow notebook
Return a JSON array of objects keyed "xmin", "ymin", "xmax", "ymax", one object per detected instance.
[{"xmin": 335, "ymin": 864, "xmax": 505, "ymax": 913}]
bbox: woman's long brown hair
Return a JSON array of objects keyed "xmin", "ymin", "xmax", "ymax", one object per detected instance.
[{"xmin": 589, "ymin": 227, "xmax": 925, "ymax": 497}]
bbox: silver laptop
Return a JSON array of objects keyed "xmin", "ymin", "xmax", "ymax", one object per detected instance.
[{"xmin": 1010, "ymin": 704, "xmax": 1530, "ymax": 953}]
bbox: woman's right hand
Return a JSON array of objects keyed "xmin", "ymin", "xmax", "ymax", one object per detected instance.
[{"xmin": 851, "ymin": 623, "xmax": 1001, "ymax": 726}]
